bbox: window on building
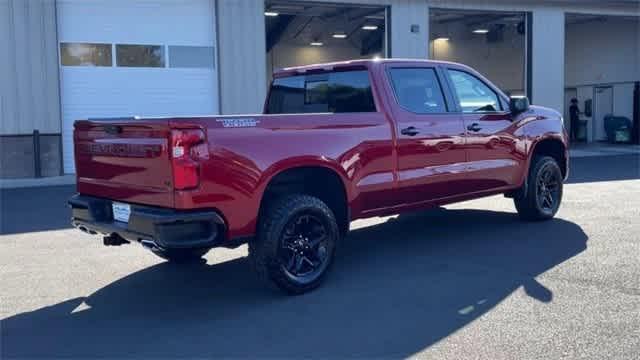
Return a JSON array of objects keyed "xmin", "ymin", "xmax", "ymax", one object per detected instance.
[
  {"xmin": 267, "ymin": 70, "xmax": 376, "ymax": 114},
  {"xmin": 116, "ymin": 44, "xmax": 165, "ymax": 67},
  {"xmin": 60, "ymin": 43, "xmax": 112, "ymax": 67},
  {"xmin": 169, "ymin": 46, "xmax": 215, "ymax": 69},
  {"xmin": 388, "ymin": 68, "xmax": 447, "ymax": 113},
  {"xmin": 448, "ymin": 69, "xmax": 501, "ymax": 113}
]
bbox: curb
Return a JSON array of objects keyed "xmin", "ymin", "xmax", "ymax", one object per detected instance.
[{"xmin": 0, "ymin": 175, "xmax": 76, "ymax": 189}]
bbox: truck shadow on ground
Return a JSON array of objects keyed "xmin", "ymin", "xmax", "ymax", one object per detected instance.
[{"xmin": 2, "ymin": 208, "xmax": 587, "ymax": 358}]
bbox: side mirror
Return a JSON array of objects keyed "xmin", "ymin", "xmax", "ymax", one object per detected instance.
[{"xmin": 509, "ymin": 96, "xmax": 530, "ymax": 114}]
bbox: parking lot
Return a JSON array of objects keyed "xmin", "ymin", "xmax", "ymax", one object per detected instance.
[{"xmin": 1, "ymin": 154, "xmax": 639, "ymax": 359}]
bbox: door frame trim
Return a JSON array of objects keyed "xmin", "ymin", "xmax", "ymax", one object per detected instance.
[{"xmin": 593, "ymin": 85, "xmax": 614, "ymax": 142}]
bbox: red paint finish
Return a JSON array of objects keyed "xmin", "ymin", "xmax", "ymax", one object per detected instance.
[
  {"xmin": 462, "ymin": 112, "xmax": 526, "ymax": 193},
  {"xmin": 74, "ymin": 120, "xmax": 174, "ymax": 208},
  {"xmin": 73, "ymin": 59, "xmax": 568, "ymax": 243}
]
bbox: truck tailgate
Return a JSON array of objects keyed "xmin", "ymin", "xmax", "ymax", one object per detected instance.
[{"xmin": 74, "ymin": 119, "xmax": 174, "ymax": 208}]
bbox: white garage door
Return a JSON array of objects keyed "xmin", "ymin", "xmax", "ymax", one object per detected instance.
[{"xmin": 57, "ymin": 0, "xmax": 218, "ymax": 173}]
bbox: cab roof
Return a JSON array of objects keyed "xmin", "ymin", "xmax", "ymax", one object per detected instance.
[{"xmin": 273, "ymin": 58, "xmax": 468, "ymax": 78}]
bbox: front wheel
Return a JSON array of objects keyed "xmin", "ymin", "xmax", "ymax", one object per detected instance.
[
  {"xmin": 514, "ymin": 156, "xmax": 564, "ymax": 221},
  {"xmin": 249, "ymin": 194, "xmax": 339, "ymax": 295}
]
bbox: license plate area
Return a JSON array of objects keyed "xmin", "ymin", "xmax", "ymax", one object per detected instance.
[{"xmin": 112, "ymin": 202, "xmax": 131, "ymax": 223}]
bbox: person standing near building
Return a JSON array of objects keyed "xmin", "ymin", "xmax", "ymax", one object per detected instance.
[{"xmin": 569, "ymin": 98, "xmax": 581, "ymax": 141}]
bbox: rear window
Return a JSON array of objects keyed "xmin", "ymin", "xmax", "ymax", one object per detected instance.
[{"xmin": 266, "ymin": 70, "xmax": 376, "ymax": 114}]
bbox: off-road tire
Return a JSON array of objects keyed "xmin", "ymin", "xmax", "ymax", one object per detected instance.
[
  {"xmin": 249, "ymin": 194, "xmax": 339, "ymax": 295},
  {"xmin": 514, "ymin": 156, "xmax": 564, "ymax": 221}
]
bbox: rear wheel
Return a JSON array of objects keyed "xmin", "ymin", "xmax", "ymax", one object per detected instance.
[
  {"xmin": 249, "ymin": 194, "xmax": 338, "ymax": 295},
  {"xmin": 514, "ymin": 156, "xmax": 563, "ymax": 221},
  {"xmin": 152, "ymin": 248, "xmax": 209, "ymax": 263}
]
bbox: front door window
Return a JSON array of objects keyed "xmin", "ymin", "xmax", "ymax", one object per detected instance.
[{"xmin": 448, "ymin": 70, "xmax": 501, "ymax": 113}]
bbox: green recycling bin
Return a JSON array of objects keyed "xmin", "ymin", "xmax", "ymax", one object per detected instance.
[{"xmin": 604, "ymin": 116, "xmax": 632, "ymax": 144}]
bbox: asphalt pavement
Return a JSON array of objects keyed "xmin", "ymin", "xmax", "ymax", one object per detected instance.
[{"xmin": 1, "ymin": 154, "xmax": 639, "ymax": 359}]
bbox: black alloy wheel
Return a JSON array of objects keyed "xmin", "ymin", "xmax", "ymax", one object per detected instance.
[
  {"xmin": 536, "ymin": 162, "xmax": 562, "ymax": 214},
  {"xmin": 514, "ymin": 156, "xmax": 564, "ymax": 221},
  {"xmin": 279, "ymin": 213, "xmax": 331, "ymax": 283},
  {"xmin": 249, "ymin": 194, "xmax": 339, "ymax": 294}
]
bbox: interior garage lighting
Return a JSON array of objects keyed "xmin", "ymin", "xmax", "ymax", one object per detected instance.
[
  {"xmin": 473, "ymin": 29, "xmax": 490, "ymax": 34},
  {"xmin": 362, "ymin": 25, "xmax": 379, "ymax": 31},
  {"xmin": 332, "ymin": 33, "xmax": 348, "ymax": 39},
  {"xmin": 264, "ymin": 11, "xmax": 279, "ymax": 16},
  {"xmin": 310, "ymin": 41, "xmax": 324, "ymax": 46},
  {"xmin": 434, "ymin": 37, "xmax": 450, "ymax": 41}
]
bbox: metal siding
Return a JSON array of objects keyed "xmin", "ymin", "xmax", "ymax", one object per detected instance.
[
  {"xmin": 0, "ymin": 0, "xmax": 14, "ymax": 132},
  {"xmin": 0, "ymin": 0, "xmax": 60, "ymax": 135},
  {"xmin": 425, "ymin": 0, "xmax": 640, "ymax": 16},
  {"xmin": 531, "ymin": 9, "xmax": 565, "ymax": 114},
  {"xmin": 43, "ymin": 0, "xmax": 60, "ymax": 133},
  {"xmin": 390, "ymin": 0, "xmax": 429, "ymax": 59},
  {"xmin": 217, "ymin": 0, "xmax": 267, "ymax": 114},
  {"xmin": 28, "ymin": 0, "xmax": 46, "ymax": 134}
]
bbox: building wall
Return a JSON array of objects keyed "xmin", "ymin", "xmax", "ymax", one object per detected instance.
[
  {"xmin": 0, "ymin": 0, "xmax": 60, "ymax": 135},
  {"xmin": 0, "ymin": 0, "xmax": 61, "ymax": 178},
  {"xmin": 531, "ymin": 9, "xmax": 565, "ymax": 114},
  {"xmin": 216, "ymin": 0, "xmax": 267, "ymax": 115},
  {"xmin": 2, "ymin": 0, "xmax": 640, "ymax": 177},
  {"xmin": 430, "ymin": 21, "xmax": 525, "ymax": 93},
  {"xmin": 218, "ymin": 0, "xmax": 431, "ymax": 115},
  {"xmin": 612, "ymin": 83, "xmax": 636, "ymax": 122},
  {"xmin": 566, "ymin": 18, "xmax": 639, "ymax": 87},
  {"xmin": 390, "ymin": 0, "xmax": 430, "ymax": 59},
  {"xmin": 425, "ymin": 0, "xmax": 638, "ymax": 115},
  {"xmin": 267, "ymin": 43, "xmax": 364, "ymax": 78},
  {"xmin": 425, "ymin": 0, "xmax": 639, "ymax": 17},
  {"xmin": 566, "ymin": 18, "xmax": 639, "ymax": 132}
]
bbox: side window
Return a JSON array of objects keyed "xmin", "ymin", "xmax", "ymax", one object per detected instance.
[
  {"xmin": 388, "ymin": 68, "xmax": 447, "ymax": 113},
  {"xmin": 448, "ymin": 70, "xmax": 501, "ymax": 113},
  {"xmin": 266, "ymin": 70, "xmax": 376, "ymax": 114}
]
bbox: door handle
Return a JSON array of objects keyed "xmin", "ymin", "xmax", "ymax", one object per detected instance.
[
  {"xmin": 401, "ymin": 126, "xmax": 420, "ymax": 136},
  {"xmin": 467, "ymin": 123, "xmax": 482, "ymax": 132}
]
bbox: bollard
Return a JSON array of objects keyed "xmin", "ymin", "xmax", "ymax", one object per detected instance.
[{"xmin": 33, "ymin": 129, "xmax": 41, "ymax": 178}]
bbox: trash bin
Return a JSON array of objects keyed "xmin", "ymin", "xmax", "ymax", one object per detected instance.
[{"xmin": 604, "ymin": 116, "xmax": 633, "ymax": 144}]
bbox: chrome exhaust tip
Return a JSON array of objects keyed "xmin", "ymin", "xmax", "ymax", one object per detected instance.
[{"xmin": 140, "ymin": 239, "xmax": 161, "ymax": 251}]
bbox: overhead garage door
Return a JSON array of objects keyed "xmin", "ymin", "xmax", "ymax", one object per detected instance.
[{"xmin": 57, "ymin": 0, "xmax": 218, "ymax": 173}]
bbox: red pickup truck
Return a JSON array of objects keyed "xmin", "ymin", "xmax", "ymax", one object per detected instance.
[{"xmin": 69, "ymin": 59, "xmax": 568, "ymax": 294}]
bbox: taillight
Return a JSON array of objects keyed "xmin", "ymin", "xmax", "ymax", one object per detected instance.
[{"xmin": 170, "ymin": 128, "xmax": 207, "ymax": 190}]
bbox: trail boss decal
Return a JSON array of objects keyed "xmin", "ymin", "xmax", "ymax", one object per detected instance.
[{"xmin": 216, "ymin": 118, "xmax": 260, "ymax": 128}]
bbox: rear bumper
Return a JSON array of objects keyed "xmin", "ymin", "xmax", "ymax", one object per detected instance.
[{"xmin": 69, "ymin": 194, "xmax": 225, "ymax": 249}]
